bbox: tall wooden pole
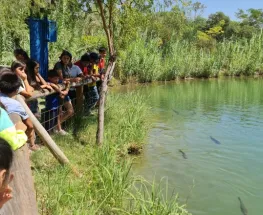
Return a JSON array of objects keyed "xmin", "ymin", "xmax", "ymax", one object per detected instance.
[{"xmin": 96, "ymin": 0, "xmax": 116, "ymax": 146}]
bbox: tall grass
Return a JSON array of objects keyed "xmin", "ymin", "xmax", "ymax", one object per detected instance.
[
  {"xmin": 119, "ymin": 32, "xmax": 263, "ymax": 82},
  {"xmin": 31, "ymin": 93, "xmax": 191, "ymax": 215},
  {"xmin": 117, "ymin": 37, "xmax": 163, "ymax": 83}
]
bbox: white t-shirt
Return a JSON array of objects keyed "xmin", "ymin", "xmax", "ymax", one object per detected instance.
[
  {"xmin": 69, "ymin": 65, "xmax": 82, "ymax": 78},
  {"xmin": 18, "ymin": 78, "xmax": 26, "ymax": 94},
  {"xmin": 0, "ymin": 93, "xmax": 29, "ymax": 120},
  {"xmin": 69, "ymin": 65, "xmax": 83, "ymax": 91}
]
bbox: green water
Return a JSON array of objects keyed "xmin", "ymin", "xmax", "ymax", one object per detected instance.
[{"xmin": 131, "ymin": 78, "xmax": 263, "ymax": 215}]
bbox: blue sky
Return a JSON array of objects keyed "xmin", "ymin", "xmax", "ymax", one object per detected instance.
[{"xmin": 199, "ymin": 0, "xmax": 262, "ymax": 20}]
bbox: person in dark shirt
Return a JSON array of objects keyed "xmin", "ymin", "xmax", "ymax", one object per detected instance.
[{"xmin": 53, "ymin": 50, "xmax": 72, "ymax": 80}]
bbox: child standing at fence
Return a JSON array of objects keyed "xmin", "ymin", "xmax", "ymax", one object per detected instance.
[
  {"xmin": 11, "ymin": 61, "xmax": 34, "ymax": 99},
  {"xmin": 0, "ymin": 69, "xmax": 38, "ymax": 151},
  {"xmin": 83, "ymin": 52, "xmax": 100, "ymax": 115},
  {"xmin": 53, "ymin": 51, "xmax": 74, "ymax": 121},
  {"xmin": 74, "ymin": 53, "xmax": 90, "ymax": 76},
  {"xmin": 26, "ymin": 60, "xmax": 52, "ymax": 117},
  {"xmin": 45, "ymin": 70, "xmax": 71, "ymax": 135},
  {"xmin": 13, "ymin": 48, "xmax": 30, "ymax": 64},
  {"xmin": 67, "ymin": 63, "xmax": 84, "ymax": 103},
  {"xmin": 54, "ymin": 50, "xmax": 72, "ymax": 81},
  {"xmin": 97, "ymin": 47, "xmax": 107, "ymax": 94},
  {"xmin": 0, "ymin": 138, "xmax": 13, "ymax": 209}
]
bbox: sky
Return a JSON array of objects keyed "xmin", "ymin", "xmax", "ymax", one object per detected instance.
[{"xmin": 199, "ymin": 0, "xmax": 263, "ymax": 20}]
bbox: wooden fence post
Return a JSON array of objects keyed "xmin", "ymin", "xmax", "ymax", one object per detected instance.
[
  {"xmin": 16, "ymin": 95, "xmax": 70, "ymax": 165},
  {"xmin": 1, "ymin": 114, "xmax": 38, "ymax": 215}
]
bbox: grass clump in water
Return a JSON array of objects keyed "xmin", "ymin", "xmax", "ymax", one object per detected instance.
[{"xmin": 31, "ymin": 92, "xmax": 191, "ymax": 215}]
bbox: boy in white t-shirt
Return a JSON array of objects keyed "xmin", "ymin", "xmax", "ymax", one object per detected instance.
[{"xmin": 67, "ymin": 63, "xmax": 84, "ymax": 103}]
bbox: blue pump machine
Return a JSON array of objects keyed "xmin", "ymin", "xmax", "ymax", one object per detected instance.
[{"xmin": 28, "ymin": 16, "xmax": 57, "ymax": 79}]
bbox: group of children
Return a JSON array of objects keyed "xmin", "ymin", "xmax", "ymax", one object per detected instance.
[
  {"xmin": 0, "ymin": 47, "xmax": 107, "ymax": 209},
  {"xmin": 0, "ymin": 47, "xmax": 107, "ymax": 151}
]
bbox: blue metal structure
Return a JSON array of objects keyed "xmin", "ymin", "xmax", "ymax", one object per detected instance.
[{"xmin": 28, "ymin": 17, "xmax": 57, "ymax": 79}]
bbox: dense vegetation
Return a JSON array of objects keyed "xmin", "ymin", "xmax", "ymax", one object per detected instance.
[
  {"xmin": 1, "ymin": 0, "xmax": 263, "ymax": 82},
  {"xmin": 32, "ymin": 93, "xmax": 190, "ymax": 214}
]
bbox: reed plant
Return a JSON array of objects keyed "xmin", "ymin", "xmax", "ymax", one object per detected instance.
[
  {"xmin": 118, "ymin": 32, "xmax": 263, "ymax": 82},
  {"xmin": 31, "ymin": 93, "xmax": 191, "ymax": 215}
]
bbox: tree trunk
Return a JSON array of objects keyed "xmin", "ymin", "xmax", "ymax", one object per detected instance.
[
  {"xmin": 96, "ymin": 0, "xmax": 116, "ymax": 146},
  {"xmin": 96, "ymin": 62, "xmax": 116, "ymax": 145}
]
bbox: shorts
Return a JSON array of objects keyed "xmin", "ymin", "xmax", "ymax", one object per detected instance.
[
  {"xmin": 64, "ymin": 95, "xmax": 71, "ymax": 103},
  {"xmin": 68, "ymin": 90, "xmax": 77, "ymax": 105},
  {"xmin": 58, "ymin": 95, "xmax": 71, "ymax": 106}
]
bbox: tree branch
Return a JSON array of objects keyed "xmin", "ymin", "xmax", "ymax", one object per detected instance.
[{"xmin": 96, "ymin": 0, "xmax": 114, "ymax": 55}]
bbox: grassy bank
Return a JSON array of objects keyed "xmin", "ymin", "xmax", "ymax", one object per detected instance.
[
  {"xmin": 118, "ymin": 32, "xmax": 263, "ymax": 83},
  {"xmin": 31, "ymin": 93, "xmax": 191, "ymax": 215}
]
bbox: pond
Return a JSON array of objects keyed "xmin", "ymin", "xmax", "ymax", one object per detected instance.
[{"xmin": 123, "ymin": 78, "xmax": 263, "ymax": 215}]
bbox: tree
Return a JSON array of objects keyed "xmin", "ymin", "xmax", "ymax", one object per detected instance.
[
  {"xmin": 192, "ymin": 1, "xmax": 206, "ymax": 19},
  {"xmin": 224, "ymin": 21, "xmax": 241, "ymax": 39},
  {"xmin": 236, "ymin": 8, "xmax": 263, "ymax": 28},
  {"xmin": 239, "ymin": 24, "xmax": 256, "ymax": 39},
  {"xmin": 196, "ymin": 20, "xmax": 224, "ymax": 50},
  {"xmin": 206, "ymin": 12, "xmax": 230, "ymax": 29},
  {"xmin": 205, "ymin": 12, "xmax": 230, "ymax": 40},
  {"xmin": 80, "ymin": 0, "xmax": 153, "ymax": 145},
  {"xmin": 148, "ymin": 6, "xmax": 188, "ymax": 43}
]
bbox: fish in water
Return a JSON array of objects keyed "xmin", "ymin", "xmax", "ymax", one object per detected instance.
[
  {"xmin": 210, "ymin": 136, "xmax": 221, "ymax": 145},
  {"xmin": 173, "ymin": 109, "xmax": 179, "ymax": 114},
  {"xmin": 238, "ymin": 197, "xmax": 248, "ymax": 215},
  {"xmin": 179, "ymin": 149, "xmax": 187, "ymax": 159}
]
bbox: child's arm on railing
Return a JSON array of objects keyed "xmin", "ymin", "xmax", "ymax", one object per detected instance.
[
  {"xmin": 49, "ymin": 81, "xmax": 70, "ymax": 98},
  {"xmin": 61, "ymin": 81, "xmax": 70, "ymax": 95},
  {"xmin": 49, "ymin": 83, "xmax": 65, "ymax": 98},
  {"xmin": 35, "ymin": 73, "xmax": 52, "ymax": 91}
]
